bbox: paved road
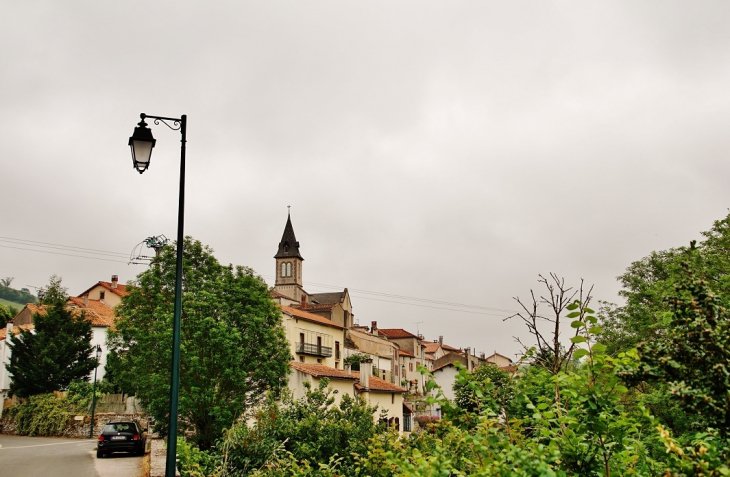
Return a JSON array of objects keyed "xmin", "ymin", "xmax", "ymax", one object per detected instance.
[{"xmin": 0, "ymin": 435, "xmax": 144, "ymax": 477}]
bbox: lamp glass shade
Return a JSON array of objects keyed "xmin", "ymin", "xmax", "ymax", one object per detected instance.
[
  {"xmin": 96, "ymin": 345, "xmax": 102, "ymax": 359},
  {"xmin": 130, "ymin": 139, "xmax": 154, "ymax": 172}
]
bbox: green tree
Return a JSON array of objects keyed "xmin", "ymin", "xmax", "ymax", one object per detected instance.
[
  {"xmin": 6, "ymin": 301, "xmax": 97, "ymax": 397},
  {"xmin": 39, "ymin": 274, "xmax": 68, "ymax": 304},
  {"xmin": 600, "ymin": 213, "xmax": 730, "ymax": 355},
  {"xmin": 452, "ymin": 363, "xmax": 515, "ymax": 419},
  {"xmin": 0, "ymin": 303, "xmax": 15, "ymax": 328},
  {"xmin": 110, "ymin": 237, "xmax": 291, "ymax": 450},
  {"xmin": 621, "ymin": 262, "xmax": 730, "ymax": 435}
]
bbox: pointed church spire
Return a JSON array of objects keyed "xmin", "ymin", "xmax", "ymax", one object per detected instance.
[{"xmin": 275, "ymin": 212, "xmax": 304, "ymax": 260}]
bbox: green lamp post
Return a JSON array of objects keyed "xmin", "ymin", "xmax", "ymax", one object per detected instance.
[{"xmin": 128, "ymin": 113, "xmax": 187, "ymax": 477}]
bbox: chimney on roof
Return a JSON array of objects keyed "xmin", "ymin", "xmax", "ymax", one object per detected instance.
[
  {"xmin": 439, "ymin": 336, "xmax": 443, "ymax": 346},
  {"xmin": 111, "ymin": 275, "xmax": 118, "ymax": 289},
  {"xmin": 301, "ymin": 295, "xmax": 307, "ymax": 309},
  {"xmin": 359, "ymin": 358, "xmax": 372, "ymax": 389},
  {"xmin": 371, "ymin": 321, "xmax": 377, "ymax": 335},
  {"xmin": 344, "ymin": 363, "xmax": 352, "ymax": 375},
  {"xmin": 480, "ymin": 352, "xmax": 485, "ymax": 359},
  {"xmin": 465, "ymin": 348, "xmax": 471, "ymax": 370},
  {"xmin": 83, "ymin": 294, "xmax": 88, "ymax": 307}
]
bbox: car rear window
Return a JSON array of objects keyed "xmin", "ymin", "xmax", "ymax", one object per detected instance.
[{"xmin": 103, "ymin": 423, "xmax": 136, "ymax": 433}]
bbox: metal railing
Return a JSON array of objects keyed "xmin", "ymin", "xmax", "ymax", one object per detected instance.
[{"xmin": 296, "ymin": 342, "xmax": 333, "ymax": 357}]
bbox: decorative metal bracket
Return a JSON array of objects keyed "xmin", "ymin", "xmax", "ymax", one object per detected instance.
[{"xmin": 141, "ymin": 113, "xmax": 182, "ymax": 132}]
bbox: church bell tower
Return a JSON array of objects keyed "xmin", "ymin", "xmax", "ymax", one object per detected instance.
[{"xmin": 274, "ymin": 212, "xmax": 304, "ymax": 300}]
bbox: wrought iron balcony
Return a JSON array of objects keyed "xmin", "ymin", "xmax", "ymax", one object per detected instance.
[{"xmin": 296, "ymin": 342, "xmax": 333, "ymax": 357}]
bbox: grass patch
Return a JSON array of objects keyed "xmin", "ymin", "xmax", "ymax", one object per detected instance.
[{"xmin": 0, "ymin": 297, "xmax": 25, "ymax": 312}]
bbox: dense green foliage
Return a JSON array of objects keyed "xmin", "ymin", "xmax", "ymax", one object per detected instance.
[
  {"xmin": 0, "ymin": 283, "xmax": 37, "ymax": 307},
  {"xmin": 177, "ymin": 379, "xmax": 383, "ymax": 476},
  {"xmin": 0, "ymin": 302, "xmax": 16, "ymax": 328},
  {"xmin": 5, "ymin": 300, "xmax": 97, "ymax": 397},
  {"xmin": 110, "ymin": 237, "xmax": 291, "ymax": 450},
  {"xmin": 0, "ymin": 384, "xmax": 111, "ymax": 437},
  {"xmin": 621, "ymin": 262, "xmax": 730, "ymax": 435},
  {"xmin": 1, "ymin": 394, "xmax": 71, "ymax": 436},
  {"xmin": 452, "ymin": 363, "xmax": 514, "ymax": 420}
]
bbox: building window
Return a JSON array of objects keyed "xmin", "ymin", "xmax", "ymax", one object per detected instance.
[
  {"xmin": 391, "ymin": 393, "xmax": 395, "ymax": 404},
  {"xmin": 317, "ymin": 358, "xmax": 322, "ymax": 364},
  {"xmin": 99, "ymin": 291, "xmax": 105, "ymax": 300},
  {"xmin": 409, "ymin": 363, "xmax": 413, "ymax": 372},
  {"xmin": 299, "ymin": 356, "xmax": 304, "ymax": 363},
  {"xmin": 404, "ymin": 415, "xmax": 412, "ymax": 432},
  {"xmin": 300, "ymin": 333, "xmax": 305, "ymax": 344},
  {"xmin": 335, "ymin": 362, "xmax": 339, "ymax": 369},
  {"xmin": 335, "ymin": 341, "xmax": 340, "ymax": 361},
  {"xmin": 281, "ymin": 262, "xmax": 293, "ymax": 277}
]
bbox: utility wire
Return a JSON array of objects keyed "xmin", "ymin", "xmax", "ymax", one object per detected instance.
[
  {"xmin": 2, "ymin": 236, "xmax": 518, "ymax": 316},
  {"xmin": 0, "ymin": 237, "xmax": 129, "ymax": 258},
  {"xmin": 0, "ymin": 244, "xmax": 129, "ymax": 264}
]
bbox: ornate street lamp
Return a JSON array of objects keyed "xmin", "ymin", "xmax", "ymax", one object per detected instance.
[
  {"xmin": 89, "ymin": 344, "xmax": 102, "ymax": 439},
  {"xmin": 128, "ymin": 112, "xmax": 187, "ymax": 477}
]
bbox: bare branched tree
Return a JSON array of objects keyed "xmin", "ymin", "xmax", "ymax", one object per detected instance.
[
  {"xmin": 506, "ymin": 273, "xmax": 593, "ymax": 374},
  {"xmin": 0, "ymin": 277, "xmax": 14, "ymax": 288}
]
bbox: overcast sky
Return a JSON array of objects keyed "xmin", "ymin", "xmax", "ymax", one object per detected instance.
[{"xmin": 2, "ymin": 1, "xmax": 729, "ymax": 359}]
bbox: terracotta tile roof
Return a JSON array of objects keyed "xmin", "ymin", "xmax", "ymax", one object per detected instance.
[
  {"xmin": 425, "ymin": 355, "xmax": 435, "ymax": 361},
  {"xmin": 78, "ymin": 281, "xmax": 131, "ymax": 299},
  {"xmin": 289, "ymin": 363, "xmax": 405, "ymax": 393},
  {"xmin": 0, "ymin": 324, "xmax": 34, "ymax": 340},
  {"xmin": 67, "ymin": 297, "xmax": 116, "ymax": 327},
  {"xmin": 442, "ymin": 344, "xmax": 461, "ymax": 352},
  {"xmin": 298, "ymin": 303, "xmax": 337, "ymax": 311},
  {"xmin": 271, "ymin": 290, "xmax": 296, "ymax": 301},
  {"xmin": 487, "ymin": 352, "xmax": 513, "ymax": 361},
  {"xmin": 432, "ymin": 362, "xmax": 456, "ymax": 373},
  {"xmin": 500, "ymin": 365, "xmax": 518, "ymax": 373},
  {"xmin": 354, "ymin": 372, "xmax": 406, "ymax": 393},
  {"xmin": 280, "ymin": 306, "xmax": 344, "ymax": 329},
  {"xmin": 423, "ymin": 342, "xmax": 441, "ymax": 354},
  {"xmin": 15, "ymin": 301, "xmax": 115, "ymax": 328},
  {"xmin": 289, "ymin": 362, "xmax": 358, "ymax": 380},
  {"xmin": 398, "ymin": 349, "xmax": 415, "ymax": 358},
  {"xmin": 378, "ymin": 328, "xmax": 418, "ymax": 339}
]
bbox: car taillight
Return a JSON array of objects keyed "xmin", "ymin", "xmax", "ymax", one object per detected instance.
[
  {"xmin": 98, "ymin": 435, "xmax": 104, "ymax": 442},
  {"xmin": 133, "ymin": 434, "xmax": 140, "ymax": 440}
]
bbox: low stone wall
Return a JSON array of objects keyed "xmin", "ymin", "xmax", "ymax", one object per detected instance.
[{"xmin": 1, "ymin": 412, "xmax": 148, "ymax": 438}]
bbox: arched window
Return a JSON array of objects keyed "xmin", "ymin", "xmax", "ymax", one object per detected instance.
[
  {"xmin": 286, "ymin": 262, "xmax": 292, "ymax": 277},
  {"xmin": 281, "ymin": 262, "xmax": 287, "ymax": 277}
]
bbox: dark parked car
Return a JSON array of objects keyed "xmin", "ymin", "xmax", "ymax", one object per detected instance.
[{"xmin": 96, "ymin": 420, "xmax": 147, "ymax": 458}]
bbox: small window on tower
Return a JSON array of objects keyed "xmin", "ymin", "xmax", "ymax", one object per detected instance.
[
  {"xmin": 281, "ymin": 263, "xmax": 286, "ymax": 277},
  {"xmin": 286, "ymin": 262, "xmax": 292, "ymax": 277}
]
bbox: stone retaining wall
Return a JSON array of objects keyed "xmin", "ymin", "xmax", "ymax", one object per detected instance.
[{"xmin": 1, "ymin": 412, "xmax": 148, "ymax": 438}]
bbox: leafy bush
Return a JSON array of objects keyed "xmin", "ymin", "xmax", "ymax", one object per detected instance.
[
  {"xmin": 178, "ymin": 378, "xmax": 383, "ymax": 476},
  {"xmin": 11, "ymin": 394, "xmax": 70, "ymax": 436}
]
